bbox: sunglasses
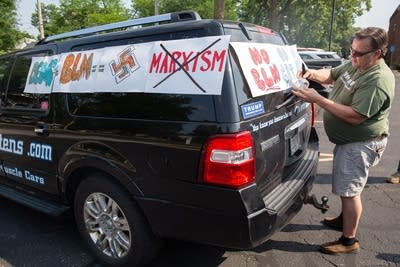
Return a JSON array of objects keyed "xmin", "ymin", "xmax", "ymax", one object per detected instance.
[{"xmin": 349, "ymin": 47, "xmax": 378, "ymax": 57}]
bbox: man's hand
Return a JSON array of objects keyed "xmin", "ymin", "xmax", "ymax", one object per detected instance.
[
  {"xmin": 292, "ymin": 87, "xmax": 323, "ymax": 104},
  {"xmin": 296, "ymin": 69, "xmax": 314, "ymax": 80},
  {"xmin": 296, "ymin": 68, "xmax": 332, "ymax": 84},
  {"xmin": 292, "ymin": 88, "xmax": 367, "ymax": 126}
]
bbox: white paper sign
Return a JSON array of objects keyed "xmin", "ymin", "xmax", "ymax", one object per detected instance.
[
  {"xmin": 25, "ymin": 55, "xmax": 60, "ymax": 94},
  {"xmin": 230, "ymin": 42, "xmax": 304, "ymax": 97},
  {"xmin": 24, "ymin": 35, "xmax": 231, "ymax": 95}
]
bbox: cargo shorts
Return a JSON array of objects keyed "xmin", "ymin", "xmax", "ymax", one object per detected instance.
[{"xmin": 332, "ymin": 136, "xmax": 387, "ymax": 197}]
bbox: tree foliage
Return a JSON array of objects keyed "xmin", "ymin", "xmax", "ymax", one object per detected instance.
[
  {"xmin": 27, "ymin": 0, "xmax": 372, "ymax": 55},
  {"xmin": 239, "ymin": 0, "xmax": 371, "ymax": 55},
  {"xmin": 130, "ymin": 0, "xmax": 238, "ymax": 20},
  {"xmin": 0, "ymin": 0, "xmax": 28, "ymax": 53},
  {"xmin": 31, "ymin": 0, "xmax": 130, "ymax": 37}
]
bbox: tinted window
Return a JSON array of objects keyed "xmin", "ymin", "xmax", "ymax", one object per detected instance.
[
  {"xmin": 0, "ymin": 57, "xmax": 11, "ymax": 99},
  {"xmin": 225, "ymin": 27, "xmax": 286, "ymax": 105},
  {"xmin": 224, "ymin": 27, "xmax": 285, "ymax": 45},
  {"xmin": 68, "ymin": 93, "xmax": 215, "ymax": 121},
  {"xmin": 300, "ymin": 54, "xmax": 314, "ymax": 60},
  {"xmin": 4, "ymin": 51, "xmax": 52, "ymax": 110},
  {"xmin": 67, "ymin": 29, "xmax": 217, "ymax": 122}
]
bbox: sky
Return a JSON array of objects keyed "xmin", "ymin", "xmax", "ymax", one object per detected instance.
[
  {"xmin": 354, "ymin": 0, "xmax": 399, "ymax": 30},
  {"xmin": 17, "ymin": 0, "xmax": 400, "ymax": 37}
]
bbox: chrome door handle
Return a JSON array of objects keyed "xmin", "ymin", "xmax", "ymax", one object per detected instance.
[{"xmin": 34, "ymin": 125, "xmax": 49, "ymax": 135}]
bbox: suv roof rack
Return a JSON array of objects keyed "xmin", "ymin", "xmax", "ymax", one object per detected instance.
[{"xmin": 40, "ymin": 11, "xmax": 201, "ymax": 44}]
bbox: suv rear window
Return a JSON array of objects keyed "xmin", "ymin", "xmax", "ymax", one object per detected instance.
[{"xmin": 224, "ymin": 26, "xmax": 286, "ymax": 106}]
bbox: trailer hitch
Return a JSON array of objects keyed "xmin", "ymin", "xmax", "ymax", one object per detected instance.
[{"xmin": 304, "ymin": 194, "xmax": 329, "ymax": 213}]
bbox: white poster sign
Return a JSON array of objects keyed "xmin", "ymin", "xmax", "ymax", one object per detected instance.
[
  {"xmin": 230, "ymin": 42, "xmax": 304, "ymax": 97},
  {"xmin": 25, "ymin": 55, "xmax": 60, "ymax": 94},
  {"xmin": 145, "ymin": 36, "xmax": 230, "ymax": 94},
  {"xmin": 24, "ymin": 35, "xmax": 230, "ymax": 95}
]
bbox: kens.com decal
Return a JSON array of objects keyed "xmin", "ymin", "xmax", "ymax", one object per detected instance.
[{"xmin": 0, "ymin": 134, "xmax": 52, "ymax": 161}]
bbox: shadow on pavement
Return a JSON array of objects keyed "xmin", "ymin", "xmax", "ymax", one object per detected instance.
[
  {"xmin": 376, "ymin": 253, "xmax": 400, "ymax": 264},
  {"xmin": 148, "ymin": 241, "xmax": 226, "ymax": 267},
  {"xmin": 313, "ymin": 174, "xmax": 388, "ymax": 185},
  {"xmin": 252, "ymin": 239, "xmax": 320, "ymax": 253},
  {"xmin": 281, "ymin": 223, "xmax": 329, "ymax": 233},
  {"xmin": 366, "ymin": 176, "xmax": 389, "ymax": 184}
]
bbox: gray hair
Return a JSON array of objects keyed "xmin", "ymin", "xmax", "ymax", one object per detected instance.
[{"xmin": 353, "ymin": 27, "xmax": 388, "ymax": 58}]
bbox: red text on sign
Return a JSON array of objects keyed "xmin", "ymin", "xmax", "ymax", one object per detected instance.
[
  {"xmin": 248, "ymin": 47, "xmax": 281, "ymax": 90},
  {"xmin": 149, "ymin": 49, "xmax": 226, "ymax": 74}
]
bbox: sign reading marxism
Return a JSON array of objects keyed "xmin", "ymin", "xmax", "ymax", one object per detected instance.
[
  {"xmin": 230, "ymin": 42, "xmax": 304, "ymax": 97},
  {"xmin": 24, "ymin": 35, "xmax": 231, "ymax": 95}
]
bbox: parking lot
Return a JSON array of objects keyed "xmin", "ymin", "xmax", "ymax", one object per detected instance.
[{"xmin": 1, "ymin": 71, "xmax": 399, "ymax": 267}]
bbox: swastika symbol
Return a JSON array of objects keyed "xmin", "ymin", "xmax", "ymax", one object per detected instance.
[{"xmin": 109, "ymin": 47, "xmax": 139, "ymax": 84}]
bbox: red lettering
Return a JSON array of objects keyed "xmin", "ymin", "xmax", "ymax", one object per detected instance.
[
  {"xmin": 270, "ymin": 64, "xmax": 280, "ymax": 83},
  {"xmin": 159, "ymin": 54, "xmax": 169, "ymax": 73},
  {"xmin": 200, "ymin": 50, "xmax": 212, "ymax": 71},
  {"xmin": 261, "ymin": 49, "xmax": 270, "ymax": 64},
  {"xmin": 261, "ymin": 67, "xmax": 274, "ymax": 88},
  {"xmin": 169, "ymin": 51, "xmax": 182, "ymax": 73},
  {"xmin": 149, "ymin": 53, "xmax": 162, "ymax": 73},
  {"xmin": 182, "ymin": 51, "xmax": 193, "ymax": 71},
  {"xmin": 191, "ymin": 52, "xmax": 200, "ymax": 72},
  {"xmin": 251, "ymin": 68, "xmax": 265, "ymax": 90},
  {"xmin": 212, "ymin": 50, "xmax": 226, "ymax": 71},
  {"xmin": 149, "ymin": 49, "xmax": 226, "ymax": 74},
  {"xmin": 248, "ymin": 47, "xmax": 262, "ymax": 65}
]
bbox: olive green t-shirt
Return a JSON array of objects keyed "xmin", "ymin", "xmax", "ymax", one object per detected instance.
[{"xmin": 323, "ymin": 59, "xmax": 395, "ymax": 144}]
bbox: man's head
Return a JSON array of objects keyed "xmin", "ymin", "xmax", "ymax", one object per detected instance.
[{"xmin": 349, "ymin": 27, "xmax": 388, "ymax": 71}]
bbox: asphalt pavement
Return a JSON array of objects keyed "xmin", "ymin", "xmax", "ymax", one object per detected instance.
[{"xmin": 0, "ymin": 71, "xmax": 399, "ymax": 267}]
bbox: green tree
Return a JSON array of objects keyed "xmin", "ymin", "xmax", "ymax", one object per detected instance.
[
  {"xmin": 131, "ymin": 0, "xmax": 238, "ymax": 20},
  {"xmin": 31, "ymin": 0, "xmax": 130, "ymax": 37},
  {"xmin": 0, "ymin": 0, "xmax": 29, "ymax": 54},
  {"xmin": 239, "ymin": 0, "xmax": 371, "ymax": 54}
]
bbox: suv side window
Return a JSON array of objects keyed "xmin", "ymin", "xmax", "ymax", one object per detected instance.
[
  {"xmin": 4, "ymin": 51, "xmax": 52, "ymax": 110},
  {"xmin": 67, "ymin": 30, "xmax": 217, "ymax": 122},
  {"xmin": 0, "ymin": 56, "xmax": 12, "ymax": 101}
]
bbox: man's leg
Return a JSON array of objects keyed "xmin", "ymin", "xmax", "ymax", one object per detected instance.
[
  {"xmin": 387, "ymin": 160, "xmax": 400, "ymax": 184},
  {"xmin": 341, "ymin": 195, "xmax": 362, "ymax": 238},
  {"xmin": 320, "ymin": 195, "xmax": 361, "ymax": 254}
]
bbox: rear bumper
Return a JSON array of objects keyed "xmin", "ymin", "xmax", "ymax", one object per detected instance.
[{"xmin": 136, "ymin": 131, "xmax": 319, "ymax": 249}]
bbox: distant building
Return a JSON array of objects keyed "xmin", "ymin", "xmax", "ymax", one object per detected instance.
[{"xmin": 388, "ymin": 5, "xmax": 400, "ymax": 69}]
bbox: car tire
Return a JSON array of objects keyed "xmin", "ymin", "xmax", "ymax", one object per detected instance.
[{"xmin": 74, "ymin": 173, "xmax": 160, "ymax": 266}]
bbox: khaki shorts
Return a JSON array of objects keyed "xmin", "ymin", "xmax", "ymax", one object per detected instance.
[{"xmin": 332, "ymin": 136, "xmax": 387, "ymax": 197}]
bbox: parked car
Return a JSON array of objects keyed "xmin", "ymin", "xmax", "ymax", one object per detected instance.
[
  {"xmin": 299, "ymin": 50, "xmax": 344, "ymax": 69},
  {"xmin": 0, "ymin": 11, "xmax": 321, "ymax": 266}
]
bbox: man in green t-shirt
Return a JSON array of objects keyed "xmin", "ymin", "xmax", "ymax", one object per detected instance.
[{"xmin": 293, "ymin": 27, "xmax": 395, "ymax": 255}]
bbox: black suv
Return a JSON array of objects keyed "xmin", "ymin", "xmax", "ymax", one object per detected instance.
[{"xmin": 0, "ymin": 11, "xmax": 319, "ymax": 266}]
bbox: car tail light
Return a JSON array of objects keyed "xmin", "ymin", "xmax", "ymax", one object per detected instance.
[{"xmin": 200, "ymin": 131, "xmax": 256, "ymax": 188}]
